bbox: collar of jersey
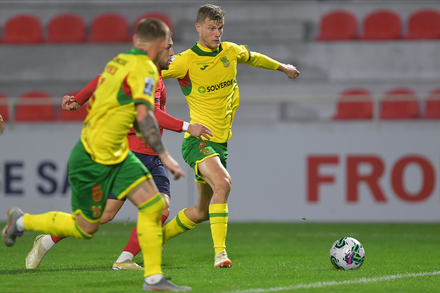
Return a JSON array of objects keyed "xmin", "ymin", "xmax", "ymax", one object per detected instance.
[
  {"xmin": 190, "ymin": 42, "xmax": 223, "ymax": 57},
  {"xmin": 126, "ymin": 47, "xmax": 148, "ymax": 55}
]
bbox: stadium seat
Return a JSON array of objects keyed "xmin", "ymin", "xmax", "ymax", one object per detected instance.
[
  {"xmin": 421, "ymin": 88, "xmax": 440, "ymax": 119},
  {"xmin": 15, "ymin": 91, "xmax": 55, "ymax": 122},
  {"xmin": 56, "ymin": 91, "xmax": 89, "ymax": 121},
  {"xmin": 316, "ymin": 10, "xmax": 358, "ymax": 41},
  {"xmin": 0, "ymin": 92, "xmax": 10, "ymax": 122},
  {"xmin": 3, "ymin": 14, "xmax": 43, "ymax": 44},
  {"xmin": 404, "ymin": 9, "xmax": 440, "ymax": 40},
  {"xmin": 88, "ymin": 13, "xmax": 130, "ymax": 43},
  {"xmin": 134, "ymin": 12, "xmax": 174, "ymax": 33},
  {"xmin": 360, "ymin": 10, "xmax": 402, "ymax": 40},
  {"xmin": 46, "ymin": 13, "xmax": 86, "ymax": 43},
  {"xmin": 333, "ymin": 88, "xmax": 373, "ymax": 120},
  {"xmin": 379, "ymin": 88, "xmax": 419, "ymax": 119}
]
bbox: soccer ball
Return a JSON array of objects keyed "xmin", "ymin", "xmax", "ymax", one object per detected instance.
[{"xmin": 329, "ymin": 236, "xmax": 365, "ymax": 270}]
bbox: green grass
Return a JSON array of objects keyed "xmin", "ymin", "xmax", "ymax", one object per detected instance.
[{"xmin": 1, "ymin": 222, "xmax": 440, "ymax": 292}]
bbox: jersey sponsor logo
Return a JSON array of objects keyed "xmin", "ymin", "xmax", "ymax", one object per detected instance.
[
  {"xmin": 200, "ymin": 65, "xmax": 209, "ymax": 70},
  {"xmin": 205, "ymin": 79, "xmax": 234, "ymax": 93},
  {"xmin": 144, "ymin": 77, "xmax": 155, "ymax": 95},
  {"xmin": 221, "ymin": 56, "xmax": 230, "ymax": 68},
  {"xmin": 198, "ymin": 86, "xmax": 206, "ymax": 94}
]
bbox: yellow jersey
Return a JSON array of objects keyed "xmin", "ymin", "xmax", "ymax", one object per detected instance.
[
  {"xmin": 162, "ymin": 41, "xmax": 280, "ymax": 143},
  {"xmin": 81, "ymin": 47, "xmax": 157, "ymax": 165}
]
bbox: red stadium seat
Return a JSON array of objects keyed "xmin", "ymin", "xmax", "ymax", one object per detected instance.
[
  {"xmin": 15, "ymin": 91, "xmax": 55, "ymax": 122},
  {"xmin": 404, "ymin": 9, "xmax": 440, "ymax": 40},
  {"xmin": 333, "ymin": 88, "xmax": 373, "ymax": 120},
  {"xmin": 46, "ymin": 13, "xmax": 86, "ymax": 43},
  {"xmin": 421, "ymin": 88, "xmax": 440, "ymax": 119},
  {"xmin": 379, "ymin": 88, "xmax": 419, "ymax": 119},
  {"xmin": 360, "ymin": 10, "xmax": 402, "ymax": 40},
  {"xmin": 88, "ymin": 13, "xmax": 130, "ymax": 43},
  {"xmin": 0, "ymin": 92, "xmax": 10, "ymax": 122},
  {"xmin": 316, "ymin": 10, "xmax": 358, "ymax": 41},
  {"xmin": 134, "ymin": 12, "xmax": 174, "ymax": 33},
  {"xmin": 3, "ymin": 14, "xmax": 43, "ymax": 44}
]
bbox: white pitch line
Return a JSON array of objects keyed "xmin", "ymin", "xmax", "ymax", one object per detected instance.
[{"xmin": 221, "ymin": 271, "xmax": 440, "ymax": 293}]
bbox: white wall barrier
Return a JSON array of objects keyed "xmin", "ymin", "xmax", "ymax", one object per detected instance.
[{"xmin": 1, "ymin": 117, "xmax": 440, "ymax": 222}]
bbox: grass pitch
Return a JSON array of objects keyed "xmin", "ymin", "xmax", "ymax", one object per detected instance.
[{"xmin": 1, "ymin": 222, "xmax": 439, "ymax": 293}]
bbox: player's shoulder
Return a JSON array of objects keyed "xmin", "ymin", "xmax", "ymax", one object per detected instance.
[{"xmin": 221, "ymin": 41, "xmax": 242, "ymax": 50}]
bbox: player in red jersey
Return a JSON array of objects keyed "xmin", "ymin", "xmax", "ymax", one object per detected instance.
[{"xmin": 25, "ymin": 33, "xmax": 213, "ymax": 271}]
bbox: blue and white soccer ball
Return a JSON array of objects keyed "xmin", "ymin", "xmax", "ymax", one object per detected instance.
[{"xmin": 329, "ymin": 236, "xmax": 365, "ymax": 270}]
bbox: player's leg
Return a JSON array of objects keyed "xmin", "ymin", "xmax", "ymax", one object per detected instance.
[
  {"xmin": 26, "ymin": 197, "xmax": 124, "ymax": 270},
  {"xmin": 195, "ymin": 156, "xmax": 232, "ymax": 268},
  {"xmin": 3, "ymin": 140, "xmax": 105, "ymax": 248},
  {"xmin": 114, "ymin": 151, "xmax": 190, "ymax": 290},
  {"xmin": 113, "ymin": 154, "xmax": 171, "ymax": 270}
]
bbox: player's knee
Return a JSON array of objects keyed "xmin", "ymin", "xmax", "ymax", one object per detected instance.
[
  {"xmin": 75, "ymin": 223, "xmax": 98, "ymax": 239},
  {"xmin": 215, "ymin": 176, "xmax": 232, "ymax": 195},
  {"xmin": 100, "ymin": 211, "xmax": 116, "ymax": 224}
]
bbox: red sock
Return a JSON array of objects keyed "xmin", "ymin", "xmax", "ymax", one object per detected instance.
[
  {"xmin": 161, "ymin": 214, "xmax": 168, "ymax": 225},
  {"xmin": 50, "ymin": 235, "xmax": 66, "ymax": 243},
  {"xmin": 122, "ymin": 226, "xmax": 141, "ymax": 256},
  {"xmin": 122, "ymin": 215, "xmax": 169, "ymax": 256}
]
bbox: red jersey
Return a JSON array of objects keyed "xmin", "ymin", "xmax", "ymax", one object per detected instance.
[{"xmin": 74, "ymin": 72, "xmax": 184, "ymax": 156}]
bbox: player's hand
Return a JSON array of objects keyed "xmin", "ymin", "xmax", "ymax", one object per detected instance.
[
  {"xmin": 279, "ymin": 64, "xmax": 300, "ymax": 79},
  {"xmin": 0, "ymin": 114, "xmax": 4, "ymax": 134},
  {"xmin": 61, "ymin": 95, "xmax": 80, "ymax": 111},
  {"xmin": 187, "ymin": 123, "xmax": 214, "ymax": 141},
  {"xmin": 160, "ymin": 151, "xmax": 186, "ymax": 180}
]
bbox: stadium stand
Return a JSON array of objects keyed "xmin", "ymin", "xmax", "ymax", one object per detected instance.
[
  {"xmin": 0, "ymin": 92, "xmax": 10, "ymax": 122},
  {"xmin": 421, "ymin": 88, "xmax": 440, "ymax": 119},
  {"xmin": 3, "ymin": 14, "xmax": 43, "ymax": 44},
  {"xmin": 88, "ymin": 12, "xmax": 130, "ymax": 43},
  {"xmin": 379, "ymin": 88, "xmax": 419, "ymax": 119},
  {"xmin": 15, "ymin": 90, "xmax": 55, "ymax": 122},
  {"xmin": 404, "ymin": 9, "xmax": 440, "ymax": 40},
  {"xmin": 46, "ymin": 13, "xmax": 86, "ymax": 43},
  {"xmin": 333, "ymin": 88, "xmax": 373, "ymax": 120},
  {"xmin": 360, "ymin": 9, "xmax": 402, "ymax": 40},
  {"xmin": 134, "ymin": 12, "xmax": 173, "ymax": 33},
  {"xmin": 316, "ymin": 10, "xmax": 358, "ymax": 41}
]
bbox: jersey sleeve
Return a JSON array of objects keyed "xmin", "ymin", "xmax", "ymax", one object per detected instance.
[
  {"xmin": 161, "ymin": 54, "xmax": 188, "ymax": 80},
  {"xmin": 228, "ymin": 42, "xmax": 280, "ymax": 70},
  {"xmin": 127, "ymin": 60, "xmax": 157, "ymax": 110},
  {"xmin": 74, "ymin": 74, "xmax": 101, "ymax": 105}
]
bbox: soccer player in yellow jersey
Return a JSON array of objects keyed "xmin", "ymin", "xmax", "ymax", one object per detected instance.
[
  {"xmin": 2, "ymin": 19, "xmax": 191, "ymax": 291},
  {"xmin": 161, "ymin": 4, "xmax": 300, "ymax": 268}
]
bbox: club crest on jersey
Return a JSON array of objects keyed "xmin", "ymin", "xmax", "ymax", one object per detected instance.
[
  {"xmin": 144, "ymin": 77, "xmax": 155, "ymax": 95},
  {"xmin": 221, "ymin": 56, "xmax": 230, "ymax": 68}
]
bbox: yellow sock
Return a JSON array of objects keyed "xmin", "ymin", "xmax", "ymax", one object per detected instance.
[
  {"xmin": 23, "ymin": 212, "xmax": 92, "ymax": 239},
  {"xmin": 209, "ymin": 203, "xmax": 228, "ymax": 255},
  {"xmin": 137, "ymin": 193, "xmax": 165, "ymax": 277},
  {"xmin": 162, "ymin": 209, "xmax": 197, "ymax": 244}
]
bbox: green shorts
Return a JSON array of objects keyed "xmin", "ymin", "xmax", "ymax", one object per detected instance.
[
  {"xmin": 68, "ymin": 140, "xmax": 151, "ymax": 223},
  {"xmin": 181, "ymin": 136, "xmax": 228, "ymax": 183}
]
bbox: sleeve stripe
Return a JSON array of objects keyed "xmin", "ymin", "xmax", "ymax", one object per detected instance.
[
  {"xmin": 244, "ymin": 45, "xmax": 251, "ymax": 62},
  {"xmin": 133, "ymin": 98, "xmax": 154, "ymax": 110}
]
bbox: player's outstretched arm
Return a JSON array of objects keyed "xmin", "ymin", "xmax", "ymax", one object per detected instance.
[
  {"xmin": 135, "ymin": 104, "xmax": 185, "ymax": 180},
  {"xmin": 277, "ymin": 63, "xmax": 300, "ymax": 79},
  {"xmin": 0, "ymin": 114, "xmax": 4, "ymax": 134},
  {"xmin": 187, "ymin": 123, "xmax": 214, "ymax": 141}
]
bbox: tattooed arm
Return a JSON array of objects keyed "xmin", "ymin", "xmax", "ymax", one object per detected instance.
[{"xmin": 135, "ymin": 104, "xmax": 185, "ymax": 180}]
